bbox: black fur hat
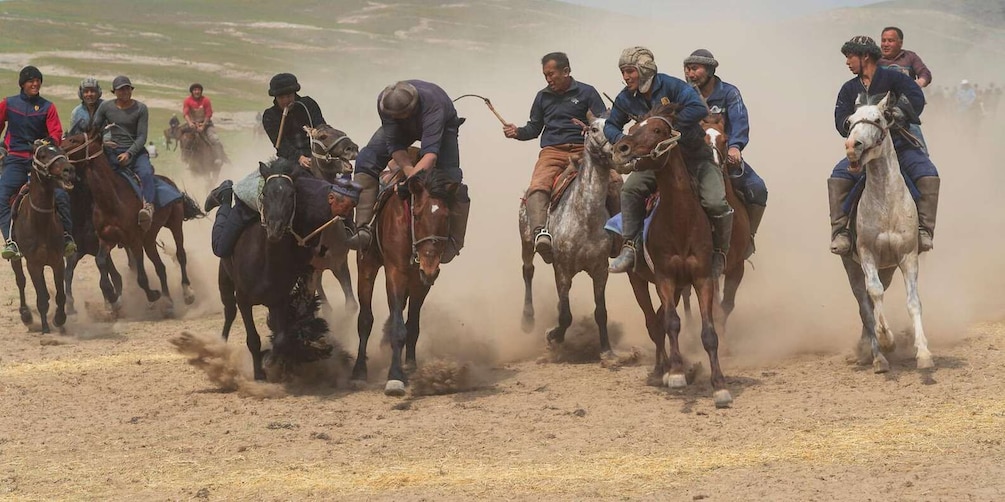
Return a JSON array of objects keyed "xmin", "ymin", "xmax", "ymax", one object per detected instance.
[
  {"xmin": 19, "ymin": 66, "xmax": 43, "ymax": 87},
  {"xmin": 268, "ymin": 73, "xmax": 300, "ymax": 97}
]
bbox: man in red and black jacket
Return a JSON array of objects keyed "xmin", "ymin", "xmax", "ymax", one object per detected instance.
[{"xmin": 0, "ymin": 66, "xmax": 75, "ymax": 260}]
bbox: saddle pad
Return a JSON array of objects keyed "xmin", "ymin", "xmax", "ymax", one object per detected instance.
[
  {"xmin": 549, "ymin": 162, "xmax": 579, "ymax": 211},
  {"xmin": 233, "ymin": 170, "xmax": 264, "ymax": 213},
  {"xmin": 115, "ymin": 170, "xmax": 182, "ymax": 209}
]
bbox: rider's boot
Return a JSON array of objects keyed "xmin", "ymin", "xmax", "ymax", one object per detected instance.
[
  {"xmin": 441, "ymin": 196, "xmax": 470, "ymax": 264},
  {"xmin": 63, "ymin": 233, "xmax": 77, "ymax": 259},
  {"xmin": 526, "ymin": 191, "xmax": 553, "ymax": 264},
  {"xmin": 828, "ymin": 177, "xmax": 855, "ymax": 255},
  {"xmin": 138, "ymin": 202, "xmax": 154, "ymax": 232},
  {"xmin": 55, "ymin": 189, "xmax": 76, "ymax": 258},
  {"xmin": 2, "ymin": 239, "xmax": 21, "ymax": 261},
  {"xmin": 346, "ymin": 173, "xmax": 378, "ymax": 251},
  {"xmin": 609, "ymin": 240, "xmax": 636, "ymax": 274},
  {"xmin": 711, "ymin": 209, "xmax": 734, "ymax": 280},
  {"xmin": 916, "ymin": 176, "xmax": 940, "ymax": 253},
  {"xmin": 204, "ymin": 179, "xmax": 234, "ymax": 212},
  {"xmin": 744, "ymin": 203, "xmax": 766, "ymax": 258}
]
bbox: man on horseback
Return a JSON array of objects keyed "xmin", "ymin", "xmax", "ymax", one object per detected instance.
[
  {"xmin": 346, "ymin": 80, "xmax": 470, "ymax": 264},
  {"xmin": 69, "ymin": 77, "xmax": 104, "ymax": 135},
  {"xmin": 605, "ymin": 47, "xmax": 733, "ymax": 278},
  {"xmin": 829, "ymin": 35, "xmax": 940, "ymax": 254},
  {"xmin": 0, "ymin": 66, "xmax": 75, "ymax": 260},
  {"xmin": 879, "ymin": 27, "xmax": 933, "ymax": 153},
  {"xmin": 684, "ymin": 49, "xmax": 768, "ymax": 256},
  {"xmin": 89, "ymin": 75, "xmax": 157, "ymax": 232},
  {"xmin": 503, "ymin": 52, "xmax": 611, "ymax": 262},
  {"xmin": 182, "ymin": 83, "xmax": 228, "ymax": 166}
]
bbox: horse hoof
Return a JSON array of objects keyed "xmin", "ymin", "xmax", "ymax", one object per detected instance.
[
  {"xmin": 183, "ymin": 292, "xmax": 196, "ymax": 306},
  {"xmin": 521, "ymin": 314, "xmax": 535, "ymax": 334},
  {"xmin": 66, "ymin": 302, "xmax": 76, "ymax": 316},
  {"xmin": 147, "ymin": 290, "xmax": 162, "ymax": 303},
  {"xmin": 384, "ymin": 380, "xmax": 406, "ymax": 397},
  {"xmin": 545, "ymin": 327, "xmax": 564, "ymax": 345},
  {"xmin": 20, "ymin": 308, "xmax": 33, "ymax": 326},
  {"xmin": 917, "ymin": 353, "xmax": 935, "ymax": 370},
  {"xmin": 665, "ymin": 373, "xmax": 687, "ymax": 389},
  {"xmin": 873, "ymin": 355, "xmax": 890, "ymax": 374},
  {"xmin": 348, "ymin": 379, "xmax": 367, "ymax": 391},
  {"xmin": 54, "ymin": 311, "xmax": 66, "ymax": 327},
  {"xmin": 713, "ymin": 389, "xmax": 733, "ymax": 408}
]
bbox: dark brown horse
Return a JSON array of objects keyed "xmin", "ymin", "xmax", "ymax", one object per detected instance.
[
  {"xmin": 64, "ymin": 164, "xmax": 124, "ymax": 316},
  {"xmin": 178, "ymin": 126, "xmax": 221, "ymax": 183},
  {"xmin": 61, "ymin": 132, "xmax": 199, "ymax": 317},
  {"xmin": 218, "ymin": 158, "xmax": 359, "ymax": 380},
  {"xmin": 612, "ymin": 104, "xmax": 746, "ymax": 408},
  {"xmin": 353, "ymin": 168, "xmax": 459, "ymax": 396},
  {"xmin": 10, "ymin": 141, "xmax": 75, "ymax": 333}
]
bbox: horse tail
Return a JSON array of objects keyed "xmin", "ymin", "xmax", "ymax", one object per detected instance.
[{"xmin": 180, "ymin": 192, "xmax": 205, "ymax": 221}]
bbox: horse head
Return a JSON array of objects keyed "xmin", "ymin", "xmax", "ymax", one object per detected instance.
[
  {"xmin": 583, "ymin": 110, "xmax": 615, "ymax": 169},
  {"xmin": 407, "ymin": 169, "xmax": 458, "ymax": 286},
  {"xmin": 258, "ymin": 158, "xmax": 298, "ymax": 243},
  {"xmin": 612, "ymin": 103, "xmax": 682, "ymax": 174},
  {"xmin": 32, "ymin": 140, "xmax": 75, "ymax": 191},
  {"xmin": 845, "ymin": 91, "xmax": 895, "ymax": 174},
  {"xmin": 305, "ymin": 125, "xmax": 359, "ymax": 178},
  {"xmin": 60, "ymin": 131, "xmax": 103, "ymax": 176},
  {"xmin": 701, "ymin": 108, "xmax": 728, "ymax": 166}
]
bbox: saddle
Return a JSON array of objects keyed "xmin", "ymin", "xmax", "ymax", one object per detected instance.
[{"xmin": 548, "ymin": 155, "xmax": 583, "ymax": 211}]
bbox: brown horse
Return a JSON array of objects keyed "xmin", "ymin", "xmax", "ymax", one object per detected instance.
[
  {"xmin": 218, "ymin": 158, "xmax": 359, "ymax": 380},
  {"xmin": 163, "ymin": 126, "xmax": 180, "ymax": 151},
  {"xmin": 352, "ymin": 168, "xmax": 459, "ymax": 396},
  {"xmin": 61, "ymin": 132, "xmax": 200, "ymax": 317},
  {"xmin": 10, "ymin": 141, "xmax": 75, "ymax": 333},
  {"xmin": 612, "ymin": 104, "xmax": 746, "ymax": 408},
  {"xmin": 178, "ymin": 126, "xmax": 221, "ymax": 183}
]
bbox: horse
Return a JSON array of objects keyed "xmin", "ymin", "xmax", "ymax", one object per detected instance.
[
  {"xmin": 218, "ymin": 158, "xmax": 359, "ymax": 380},
  {"xmin": 300, "ymin": 125, "xmax": 361, "ymax": 316},
  {"xmin": 61, "ymin": 131, "xmax": 201, "ymax": 317},
  {"xmin": 164, "ymin": 126, "xmax": 180, "ymax": 151},
  {"xmin": 64, "ymin": 160, "xmax": 123, "ymax": 316},
  {"xmin": 9, "ymin": 141, "xmax": 75, "ymax": 333},
  {"xmin": 611, "ymin": 103, "xmax": 739, "ymax": 408},
  {"xmin": 841, "ymin": 92, "xmax": 932, "ymax": 373},
  {"xmin": 518, "ymin": 115, "xmax": 617, "ymax": 358},
  {"xmin": 352, "ymin": 168, "xmax": 459, "ymax": 396},
  {"xmin": 178, "ymin": 126, "xmax": 221, "ymax": 183}
]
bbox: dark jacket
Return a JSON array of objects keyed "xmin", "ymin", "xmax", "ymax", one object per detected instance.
[
  {"xmin": 516, "ymin": 78, "xmax": 607, "ymax": 148},
  {"xmin": 262, "ymin": 95, "xmax": 325, "ymax": 162},
  {"xmin": 379, "ymin": 80, "xmax": 460, "ymax": 158},
  {"xmin": 835, "ymin": 67, "xmax": 925, "ymax": 151},
  {"xmin": 0, "ymin": 92, "xmax": 63, "ymax": 157},
  {"xmin": 704, "ymin": 77, "xmax": 751, "ymax": 151},
  {"xmin": 604, "ymin": 73, "xmax": 708, "ymax": 149}
]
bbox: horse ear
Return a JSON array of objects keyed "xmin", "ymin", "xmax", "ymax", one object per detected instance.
[
  {"xmin": 407, "ymin": 175, "xmax": 424, "ymax": 195},
  {"xmin": 259, "ymin": 161, "xmax": 270, "ymax": 177},
  {"xmin": 586, "ymin": 109, "xmax": 596, "ymax": 123},
  {"xmin": 877, "ymin": 91, "xmax": 892, "ymax": 110}
]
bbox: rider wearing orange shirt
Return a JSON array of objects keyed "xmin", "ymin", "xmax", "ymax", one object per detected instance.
[{"xmin": 182, "ymin": 83, "xmax": 228, "ymax": 165}]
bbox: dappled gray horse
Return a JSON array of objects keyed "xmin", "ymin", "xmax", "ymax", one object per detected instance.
[
  {"xmin": 519, "ymin": 116, "xmax": 617, "ymax": 358},
  {"xmin": 841, "ymin": 92, "xmax": 932, "ymax": 373}
]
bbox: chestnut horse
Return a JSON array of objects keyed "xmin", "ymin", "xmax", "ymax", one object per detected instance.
[
  {"xmin": 612, "ymin": 104, "xmax": 746, "ymax": 408},
  {"xmin": 10, "ymin": 141, "xmax": 75, "ymax": 333},
  {"xmin": 352, "ymin": 168, "xmax": 459, "ymax": 396},
  {"xmin": 61, "ymin": 132, "xmax": 199, "ymax": 317},
  {"xmin": 218, "ymin": 158, "xmax": 359, "ymax": 380},
  {"xmin": 178, "ymin": 126, "xmax": 221, "ymax": 183}
]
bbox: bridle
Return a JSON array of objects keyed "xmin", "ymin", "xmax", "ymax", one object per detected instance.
[
  {"xmin": 63, "ymin": 133, "xmax": 104, "ymax": 164},
  {"xmin": 847, "ymin": 115, "xmax": 888, "ymax": 152},
  {"xmin": 638, "ymin": 116, "xmax": 682, "ymax": 160},
  {"xmin": 306, "ymin": 127, "xmax": 354, "ymax": 175},
  {"xmin": 259, "ymin": 173, "xmax": 296, "ymax": 233},
  {"xmin": 31, "ymin": 143, "xmax": 67, "ymax": 180},
  {"xmin": 409, "ymin": 193, "xmax": 451, "ymax": 264}
]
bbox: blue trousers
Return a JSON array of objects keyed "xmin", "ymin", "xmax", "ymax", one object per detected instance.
[
  {"xmin": 211, "ymin": 198, "xmax": 258, "ymax": 258},
  {"xmin": 0, "ymin": 155, "xmax": 72, "ymax": 241},
  {"xmin": 106, "ymin": 147, "xmax": 156, "ymax": 203},
  {"xmin": 730, "ymin": 160, "xmax": 768, "ymax": 207},
  {"xmin": 354, "ymin": 124, "xmax": 463, "ymax": 183},
  {"xmin": 831, "ymin": 146, "xmax": 939, "ymax": 214}
]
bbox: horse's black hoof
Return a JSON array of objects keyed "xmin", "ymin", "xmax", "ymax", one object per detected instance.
[
  {"xmin": 20, "ymin": 308, "xmax": 33, "ymax": 326},
  {"xmin": 147, "ymin": 290, "xmax": 162, "ymax": 303},
  {"xmin": 54, "ymin": 311, "xmax": 66, "ymax": 328},
  {"xmin": 546, "ymin": 326, "xmax": 565, "ymax": 345}
]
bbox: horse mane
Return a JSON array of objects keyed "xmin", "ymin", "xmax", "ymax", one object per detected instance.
[
  {"xmin": 261, "ymin": 157, "xmax": 299, "ymax": 177},
  {"xmin": 411, "ymin": 168, "xmax": 455, "ymax": 200},
  {"xmin": 641, "ymin": 102, "xmax": 680, "ymax": 123},
  {"xmin": 855, "ymin": 91, "xmax": 897, "ymax": 108}
]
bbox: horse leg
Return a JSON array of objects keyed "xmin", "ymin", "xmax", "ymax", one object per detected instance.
[
  {"xmin": 53, "ymin": 261, "xmax": 67, "ymax": 329},
  {"xmin": 546, "ymin": 268, "xmax": 573, "ymax": 346},
  {"xmin": 860, "ymin": 253, "xmax": 893, "ymax": 373},
  {"xmin": 95, "ymin": 245, "xmax": 121, "ymax": 312},
  {"xmin": 169, "ymin": 218, "xmax": 195, "ymax": 305},
  {"xmin": 719, "ymin": 265, "xmax": 746, "ymax": 336},
  {"xmin": 590, "ymin": 266, "xmax": 614, "ymax": 358},
  {"xmin": 695, "ymin": 277, "xmax": 732, "ymax": 408},
  {"xmin": 310, "ymin": 269, "xmax": 332, "ymax": 317},
  {"xmin": 900, "ymin": 253, "xmax": 933, "ymax": 369},
  {"xmin": 404, "ymin": 280, "xmax": 432, "ymax": 372},
  {"xmin": 130, "ymin": 243, "xmax": 162, "ymax": 304},
  {"xmin": 841, "ymin": 256, "xmax": 879, "ymax": 366},
  {"xmin": 12, "ymin": 260, "xmax": 32, "ymax": 326},
  {"xmin": 27, "ymin": 262, "xmax": 51, "ymax": 334},
  {"xmin": 218, "ymin": 265, "xmax": 237, "ymax": 342},
  {"xmin": 334, "ymin": 259, "xmax": 358, "ymax": 314},
  {"xmin": 352, "ymin": 258, "xmax": 379, "ymax": 382},
  {"xmin": 237, "ymin": 297, "xmax": 266, "ymax": 381},
  {"xmin": 64, "ymin": 252, "xmax": 80, "ymax": 316},
  {"xmin": 384, "ymin": 267, "xmax": 409, "ymax": 396},
  {"xmin": 630, "ymin": 273, "xmax": 665, "ymax": 383},
  {"xmin": 520, "ymin": 238, "xmax": 536, "ymax": 333},
  {"xmin": 142, "ymin": 238, "xmax": 173, "ymax": 315},
  {"xmin": 682, "ymin": 285, "xmax": 693, "ymax": 324},
  {"xmin": 656, "ymin": 278, "xmax": 686, "ymax": 388}
]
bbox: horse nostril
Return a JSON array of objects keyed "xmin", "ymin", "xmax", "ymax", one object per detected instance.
[
  {"xmin": 617, "ymin": 143, "xmax": 630, "ymax": 154},
  {"xmin": 854, "ymin": 141, "xmax": 863, "ymax": 148}
]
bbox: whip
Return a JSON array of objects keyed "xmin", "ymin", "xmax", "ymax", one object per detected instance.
[
  {"xmin": 452, "ymin": 94, "xmax": 508, "ymax": 125},
  {"xmin": 274, "ymin": 105, "xmax": 290, "ymax": 150}
]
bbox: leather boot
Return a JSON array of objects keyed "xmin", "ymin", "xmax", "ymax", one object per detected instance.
[
  {"xmin": 346, "ymin": 173, "xmax": 378, "ymax": 251},
  {"xmin": 138, "ymin": 202, "xmax": 154, "ymax": 232},
  {"xmin": 915, "ymin": 176, "xmax": 940, "ymax": 252},
  {"xmin": 63, "ymin": 232, "xmax": 77, "ymax": 258},
  {"xmin": 204, "ymin": 179, "xmax": 233, "ymax": 212},
  {"xmin": 711, "ymin": 210, "xmax": 733, "ymax": 279},
  {"xmin": 609, "ymin": 240, "xmax": 636, "ymax": 274},
  {"xmin": 828, "ymin": 177, "xmax": 855, "ymax": 255},
  {"xmin": 441, "ymin": 198, "xmax": 470, "ymax": 264},
  {"xmin": 526, "ymin": 191, "xmax": 553, "ymax": 263},
  {"xmin": 745, "ymin": 204, "xmax": 765, "ymax": 258}
]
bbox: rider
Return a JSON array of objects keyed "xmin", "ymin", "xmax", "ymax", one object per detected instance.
[
  {"xmin": 68, "ymin": 77, "xmax": 104, "ymax": 135},
  {"xmin": 90, "ymin": 75, "xmax": 156, "ymax": 232},
  {"xmin": 605, "ymin": 47, "xmax": 733, "ymax": 278},
  {"xmin": 828, "ymin": 35, "xmax": 940, "ymax": 254},
  {"xmin": 502, "ymin": 51, "xmax": 609, "ymax": 262},
  {"xmin": 346, "ymin": 80, "xmax": 471, "ymax": 264},
  {"xmin": 0, "ymin": 66, "xmax": 75, "ymax": 260},
  {"xmin": 683, "ymin": 49, "xmax": 768, "ymax": 256},
  {"xmin": 182, "ymin": 83, "xmax": 228, "ymax": 166},
  {"xmin": 204, "ymin": 72, "xmax": 327, "ymax": 257},
  {"xmin": 878, "ymin": 26, "xmax": 933, "ymax": 153}
]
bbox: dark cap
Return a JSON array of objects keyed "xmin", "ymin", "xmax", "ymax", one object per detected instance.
[
  {"xmin": 268, "ymin": 73, "xmax": 300, "ymax": 97},
  {"xmin": 18, "ymin": 66, "xmax": 43, "ymax": 87},
  {"xmin": 112, "ymin": 75, "xmax": 134, "ymax": 90}
]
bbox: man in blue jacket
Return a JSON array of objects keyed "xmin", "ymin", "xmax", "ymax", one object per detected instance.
[
  {"xmin": 828, "ymin": 35, "xmax": 940, "ymax": 255},
  {"xmin": 684, "ymin": 49, "xmax": 768, "ymax": 257},
  {"xmin": 605, "ymin": 47, "xmax": 733, "ymax": 277},
  {"xmin": 503, "ymin": 51, "xmax": 611, "ymax": 262},
  {"xmin": 0, "ymin": 66, "xmax": 75, "ymax": 260},
  {"xmin": 347, "ymin": 80, "xmax": 470, "ymax": 264}
]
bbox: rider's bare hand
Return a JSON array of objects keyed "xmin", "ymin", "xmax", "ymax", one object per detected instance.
[
  {"xmin": 503, "ymin": 123, "xmax": 518, "ymax": 139},
  {"xmin": 117, "ymin": 152, "xmax": 131, "ymax": 164},
  {"xmin": 727, "ymin": 146, "xmax": 742, "ymax": 166},
  {"xmin": 299, "ymin": 155, "xmax": 312, "ymax": 168}
]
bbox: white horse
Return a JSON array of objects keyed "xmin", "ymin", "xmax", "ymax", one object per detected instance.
[{"xmin": 842, "ymin": 91, "xmax": 932, "ymax": 373}]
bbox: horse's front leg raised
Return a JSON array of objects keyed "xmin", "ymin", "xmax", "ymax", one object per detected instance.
[
  {"xmin": 142, "ymin": 237, "xmax": 173, "ymax": 316},
  {"xmin": 26, "ymin": 262, "xmax": 51, "ymax": 334},
  {"xmin": 404, "ymin": 276, "xmax": 432, "ymax": 372},
  {"xmin": 130, "ymin": 243, "xmax": 162, "ymax": 304},
  {"xmin": 900, "ymin": 253, "xmax": 933, "ymax": 369},
  {"xmin": 546, "ymin": 268, "xmax": 573, "ymax": 346},
  {"xmin": 94, "ymin": 244, "xmax": 121, "ymax": 313},
  {"xmin": 694, "ymin": 276, "xmax": 732, "ymax": 408},
  {"xmin": 521, "ymin": 237, "xmax": 536, "ymax": 333},
  {"xmin": 352, "ymin": 257, "xmax": 379, "ymax": 383},
  {"xmin": 384, "ymin": 267, "xmax": 410, "ymax": 396},
  {"xmin": 859, "ymin": 252, "xmax": 893, "ymax": 373},
  {"xmin": 169, "ymin": 217, "xmax": 195, "ymax": 305}
]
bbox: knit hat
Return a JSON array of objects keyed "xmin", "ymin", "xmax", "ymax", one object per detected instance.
[
  {"xmin": 840, "ymin": 35, "xmax": 882, "ymax": 60},
  {"xmin": 331, "ymin": 178, "xmax": 362, "ymax": 203},
  {"xmin": 268, "ymin": 73, "xmax": 300, "ymax": 97},
  {"xmin": 189, "ymin": 82, "xmax": 203, "ymax": 93},
  {"xmin": 18, "ymin": 66, "xmax": 43, "ymax": 87},
  {"xmin": 112, "ymin": 75, "xmax": 134, "ymax": 90},
  {"xmin": 78, "ymin": 77, "xmax": 102, "ymax": 100},
  {"xmin": 378, "ymin": 81, "xmax": 419, "ymax": 117},
  {"xmin": 618, "ymin": 47, "xmax": 657, "ymax": 93},
  {"xmin": 683, "ymin": 49, "xmax": 719, "ymax": 71}
]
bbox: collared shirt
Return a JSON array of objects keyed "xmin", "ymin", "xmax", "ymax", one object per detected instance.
[
  {"xmin": 834, "ymin": 66, "xmax": 925, "ymax": 151},
  {"xmin": 703, "ymin": 76, "xmax": 751, "ymax": 151},
  {"xmin": 0, "ymin": 92, "xmax": 63, "ymax": 157},
  {"xmin": 378, "ymin": 79, "xmax": 460, "ymax": 158},
  {"xmin": 604, "ymin": 73, "xmax": 708, "ymax": 147},
  {"xmin": 879, "ymin": 50, "xmax": 932, "ymax": 84},
  {"xmin": 515, "ymin": 78, "xmax": 607, "ymax": 148}
]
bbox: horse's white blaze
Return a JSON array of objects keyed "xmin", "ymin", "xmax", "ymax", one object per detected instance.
[
  {"xmin": 431, "ymin": 204, "xmax": 440, "ymax": 214},
  {"xmin": 637, "ymin": 119, "xmax": 649, "ymax": 128},
  {"xmin": 706, "ymin": 128, "xmax": 722, "ymax": 165}
]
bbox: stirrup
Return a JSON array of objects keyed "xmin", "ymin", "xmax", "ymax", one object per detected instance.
[
  {"xmin": 2, "ymin": 240, "xmax": 22, "ymax": 261},
  {"xmin": 63, "ymin": 234, "xmax": 78, "ymax": 258},
  {"xmin": 609, "ymin": 242, "xmax": 636, "ymax": 274},
  {"xmin": 533, "ymin": 228, "xmax": 554, "ymax": 264},
  {"xmin": 830, "ymin": 231, "xmax": 852, "ymax": 255}
]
